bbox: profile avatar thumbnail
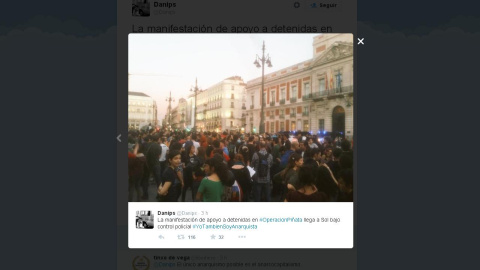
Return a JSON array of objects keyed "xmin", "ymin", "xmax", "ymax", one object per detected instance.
[
  {"xmin": 132, "ymin": 0, "xmax": 150, "ymax": 17},
  {"xmin": 136, "ymin": 210, "xmax": 154, "ymax": 229}
]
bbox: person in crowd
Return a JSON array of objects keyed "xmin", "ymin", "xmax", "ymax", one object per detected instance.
[
  {"xmin": 334, "ymin": 136, "xmax": 342, "ymax": 148},
  {"xmin": 323, "ymin": 147, "xmax": 333, "ymax": 163},
  {"xmin": 182, "ymin": 135, "xmax": 193, "ymax": 157},
  {"xmin": 281, "ymin": 134, "xmax": 289, "ymax": 146},
  {"xmin": 270, "ymin": 137, "xmax": 282, "ymax": 178},
  {"xmin": 140, "ymin": 134, "xmax": 151, "ymax": 156},
  {"xmin": 291, "ymin": 141, "xmax": 300, "ymax": 153},
  {"xmin": 178, "ymin": 135, "xmax": 186, "ymax": 145},
  {"xmin": 280, "ymin": 140, "xmax": 293, "ymax": 169},
  {"xmin": 146, "ymin": 134, "xmax": 163, "ymax": 193},
  {"xmin": 128, "ymin": 143, "xmax": 147, "ymax": 202},
  {"xmin": 227, "ymin": 135, "xmax": 238, "ymax": 165},
  {"xmin": 192, "ymin": 147, "xmax": 207, "ymax": 199},
  {"xmin": 311, "ymin": 136, "xmax": 321, "ymax": 148},
  {"xmin": 285, "ymin": 165, "xmax": 328, "ymax": 202},
  {"xmin": 230, "ymin": 153, "xmax": 251, "ymax": 202},
  {"xmin": 129, "ymin": 135, "xmax": 148, "ymax": 200},
  {"xmin": 157, "ymin": 150, "xmax": 182, "ymax": 202},
  {"xmin": 307, "ymin": 137, "xmax": 319, "ymax": 149},
  {"xmin": 239, "ymin": 144, "xmax": 249, "ymax": 164},
  {"xmin": 341, "ymin": 139, "xmax": 353, "ymax": 159},
  {"xmin": 210, "ymin": 132, "xmax": 218, "ymax": 143},
  {"xmin": 190, "ymin": 133, "xmax": 200, "ymax": 154},
  {"xmin": 181, "ymin": 144, "xmax": 200, "ymax": 202},
  {"xmin": 246, "ymin": 136, "xmax": 256, "ymax": 166},
  {"xmin": 264, "ymin": 136, "xmax": 272, "ymax": 153},
  {"xmin": 327, "ymin": 148, "xmax": 343, "ymax": 179},
  {"xmin": 338, "ymin": 168, "xmax": 353, "ymax": 202},
  {"xmin": 169, "ymin": 139, "xmax": 184, "ymax": 201},
  {"xmin": 315, "ymin": 164, "xmax": 340, "ymax": 202},
  {"xmin": 159, "ymin": 136, "xmax": 168, "ymax": 178},
  {"xmin": 196, "ymin": 156, "xmax": 230, "ymax": 202},
  {"xmin": 339, "ymin": 151, "xmax": 353, "ymax": 171},
  {"xmin": 199, "ymin": 131, "xmax": 208, "ymax": 148},
  {"xmin": 221, "ymin": 131, "xmax": 228, "ymax": 140},
  {"xmin": 271, "ymin": 137, "xmax": 281, "ymax": 164},
  {"xmin": 311, "ymin": 147, "xmax": 323, "ymax": 167},
  {"xmin": 251, "ymin": 142, "xmax": 273, "ymax": 202},
  {"xmin": 303, "ymin": 148, "xmax": 320, "ymax": 172},
  {"xmin": 209, "ymin": 140, "xmax": 230, "ymax": 162},
  {"xmin": 281, "ymin": 153, "xmax": 303, "ymax": 192},
  {"xmin": 205, "ymin": 142, "xmax": 214, "ymax": 158},
  {"xmin": 234, "ymin": 135, "xmax": 244, "ymax": 155},
  {"xmin": 220, "ymin": 140, "xmax": 229, "ymax": 157},
  {"xmin": 296, "ymin": 141, "xmax": 307, "ymax": 157},
  {"xmin": 271, "ymin": 143, "xmax": 287, "ymax": 200},
  {"xmin": 278, "ymin": 145, "xmax": 286, "ymax": 159},
  {"xmin": 324, "ymin": 135, "xmax": 332, "ymax": 146}
]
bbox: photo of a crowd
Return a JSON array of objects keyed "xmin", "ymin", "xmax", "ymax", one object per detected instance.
[
  {"xmin": 128, "ymin": 34, "xmax": 354, "ymax": 203},
  {"xmin": 128, "ymin": 129, "xmax": 353, "ymax": 202}
]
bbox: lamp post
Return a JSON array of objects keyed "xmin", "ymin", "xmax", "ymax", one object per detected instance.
[
  {"xmin": 165, "ymin": 91, "xmax": 175, "ymax": 129},
  {"xmin": 253, "ymin": 41, "xmax": 272, "ymax": 134},
  {"xmin": 190, "ymin": 78, "xmax": 200, "ymax": 132}
]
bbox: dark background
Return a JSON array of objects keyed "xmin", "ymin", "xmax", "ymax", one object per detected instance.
[{"xmin": 1, "ymin": 0, "xmax": 478, "ymax": 269}]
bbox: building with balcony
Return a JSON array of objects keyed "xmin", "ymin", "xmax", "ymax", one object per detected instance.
[
  {"xmin": 245, "ymin": 34, "xmax": 354, "ymax": 139},
  {"xmin": 170, "ymin": 98, "xmax": 187, "ymax": 130},
  {"xmin": 192, "ymin": 76, "xmax": 247, "ymax": 132},
  {"xmin": 128, "ymin": 91, "xmax": 158, "ymax": 130},
  {"xmin": 170, "ymin": 106, "xmax": 179, "ymax": 129}
]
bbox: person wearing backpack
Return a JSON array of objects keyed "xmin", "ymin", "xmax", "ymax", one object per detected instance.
[{"xmin": 251, "ymin": 142, "xmax": 273, "ymax": 202}]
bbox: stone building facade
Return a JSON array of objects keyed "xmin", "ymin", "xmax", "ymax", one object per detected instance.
[
  {"xmin": 193, "ymin": 76, "xmax": 247, "ymax": 132},
  {"xmin": 128, "ymin": 91, "xmax": 158, "ymax": 129},
  {"xmin": 245, "ymin": 34, "xmax": 354, "ymax": 139}
]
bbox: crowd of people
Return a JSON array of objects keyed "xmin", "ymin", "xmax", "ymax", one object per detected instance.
[{"xmin": 128, "ymin": 128, "xmax": 353, "ymax": 202}]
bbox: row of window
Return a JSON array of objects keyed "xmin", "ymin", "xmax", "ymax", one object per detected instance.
[
  {"xmin": 263, "ymin": 106, "xmax": 310, "ymax": 117},
  {"xmin": 203, "ymin": 121, "xmax": 237, "ymax": 127},
  {"xmin": 128, "ymin": 101, "xmax": 155, "ymax": 106},
  {"xmin": 250, "ymin": 72, "xmax": 343, "ymax": 105},
  {"xmin": 252, "ymin": 119, "xmax": 325, "ymax": 133},
  {"xmin": 199, "ymin": 86, "xmax": 238, "ymax": 103},
  {"xmin": 250, "ymin": 119, "xmax": 325, "ymax": 133},
  {"xmin": 128, "ymin": 108, "xmax": 152, "ymax": 113},
  {"xmin": 199, "ymin": 111, "xmax": 235, "ymax": 120},
  {"xmin": 205, "ymin": 103, "xmax": 221, "ymax": 110}
]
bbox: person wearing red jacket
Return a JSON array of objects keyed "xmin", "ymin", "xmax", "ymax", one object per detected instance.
[
  {"xmin": 199, "ymin": 132, "xmax": 208, "ymax": 148},
  {"xmin": 208, "ymin": 140, "xmax": 229, "ymax": 162}
]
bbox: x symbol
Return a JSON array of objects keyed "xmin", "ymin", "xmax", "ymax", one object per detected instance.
[{"xmin": 357, "ymin": 38, "xmax": 364, "ymax": 45}]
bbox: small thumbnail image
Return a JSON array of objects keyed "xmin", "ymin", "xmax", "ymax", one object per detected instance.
[
  {"xmin": 136, "ymin": 210, "xmax": 154, "ymax": 229},
  {"xmin": 132, "ymin": 0, "xmax": 150, "ymax": 17}
]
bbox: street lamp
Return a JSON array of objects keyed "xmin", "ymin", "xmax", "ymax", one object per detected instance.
[
  {"xmin": 165, "ymin": 91, "xmax": 175, "ymax": 129},
  {"xmin": 190, "ymin": 78, "xmax": 200, "ymax": 132},
  {"xmin": 253, "ymin": 41, "xmax": 272, "ymax": 134}
]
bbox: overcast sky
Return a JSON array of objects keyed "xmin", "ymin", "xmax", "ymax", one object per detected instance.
[{"xmin": 128, "ymin": 34, "xmax": 320, "ymax": 121}]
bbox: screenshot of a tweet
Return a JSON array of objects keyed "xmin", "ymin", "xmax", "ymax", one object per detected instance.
[{"xmin": 118, "ymin": 0, "xmax": 356, "ymax": 266}]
